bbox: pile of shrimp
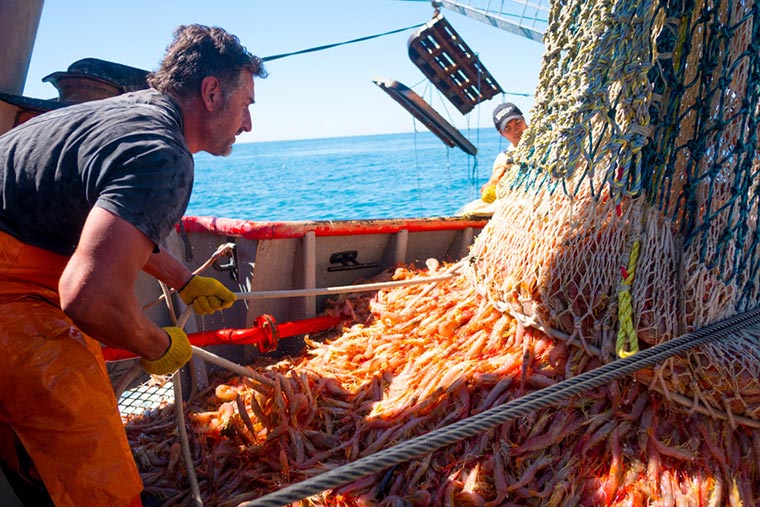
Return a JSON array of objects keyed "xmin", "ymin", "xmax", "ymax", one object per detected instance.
[{"xmin": 124, "ymin": 261, "xmax": 760, "ymax": 506}]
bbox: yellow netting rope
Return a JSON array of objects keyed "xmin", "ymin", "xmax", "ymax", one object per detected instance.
[{"xmin": 616, "ymin": 238, "xmax": 640, "ymax": 358}]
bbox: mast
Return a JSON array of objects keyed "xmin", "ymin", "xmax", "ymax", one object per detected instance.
[{"xmin": 0, "ymin": 0, "xmax": 45, "ymax": 135}]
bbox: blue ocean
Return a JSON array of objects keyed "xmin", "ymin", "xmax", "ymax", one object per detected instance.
[{"xmin": 187, "ymin": 128, "xmax": 509, "ymax": 221}]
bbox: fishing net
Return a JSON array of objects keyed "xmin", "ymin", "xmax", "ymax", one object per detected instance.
[{"xmin": 466, "ymin": 0, "xmax": 760, "ymax": 423}]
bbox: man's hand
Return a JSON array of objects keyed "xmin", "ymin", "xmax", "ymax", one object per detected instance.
[
  {"xmin": 140, "ymin": 327, "xmax": 192, "ymax": 375},
  {"xmin": 178, "ymin": 275, "xmax": 236, "ymax": 315}
]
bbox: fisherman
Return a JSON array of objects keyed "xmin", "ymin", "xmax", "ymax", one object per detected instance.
[
  {"xmin": 0, "ymin": 24, "xmax": 267, "ymax": 507},
  {"xmin": 480, "ymin": 102, "xmax": 528, "ymax": 202}
]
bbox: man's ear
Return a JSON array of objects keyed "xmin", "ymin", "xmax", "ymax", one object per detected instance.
[{"xmin": 200, "ymin": 76, "xmax": 223, "ymax": 112}]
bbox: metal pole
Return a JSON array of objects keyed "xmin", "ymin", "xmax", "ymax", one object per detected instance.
[{"xmin": 0, "ymin": 0, "xmax": 45, "ymax": 135}]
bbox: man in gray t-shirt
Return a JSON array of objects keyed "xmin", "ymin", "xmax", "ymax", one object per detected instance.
[
  {"xmin": 0, "ymin": 89, "xmax": 194, "ymax": 256},
  {"xmin": 0, "ymin": 24, "xmax": 267, "ymax": 507}
]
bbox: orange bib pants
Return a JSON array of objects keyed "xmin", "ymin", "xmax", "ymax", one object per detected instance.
[{"xmin": 0, "ymin": 231, "xmax": 142, "ymax": 506}]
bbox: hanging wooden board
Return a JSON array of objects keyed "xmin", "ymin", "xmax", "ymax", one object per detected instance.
[
  {"xmin": 408, "ymin": 13, "xmax": 502, "ymax": 115},
  {"xmin": 373, "ymin": 77, "xmax": 477, "ymax": 156}
]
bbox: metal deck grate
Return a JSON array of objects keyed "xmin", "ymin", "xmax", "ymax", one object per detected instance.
[{"xmin": 118, "ymin": 381, "xmax": 175, "ymax": 416}]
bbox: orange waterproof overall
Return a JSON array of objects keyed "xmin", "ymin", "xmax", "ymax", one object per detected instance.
[{"xmin": 0, "ymin": 231, "xmax": 142, "ymax": 506}]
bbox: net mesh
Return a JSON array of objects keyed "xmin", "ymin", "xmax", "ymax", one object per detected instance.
[{"xmin": 466, "ymin": 0, "xmax": 760, "ymax": 422}]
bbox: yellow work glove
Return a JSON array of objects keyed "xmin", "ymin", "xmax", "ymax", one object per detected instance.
[
  {"xmin": 481, "ymin": 183, "xmax": 497, "ymax": 203},
  {"xmin": 140, "ymin": 327, "xmax": 192, "ymax": 375},
  {"xmin": 178, "ymin": 275, "xmax": 236, "ymax": 315}
]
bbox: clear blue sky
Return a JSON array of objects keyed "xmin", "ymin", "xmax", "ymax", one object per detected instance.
[{"xmin": 22, "ymin": 1, "xmax": 545, "ymax": 143}]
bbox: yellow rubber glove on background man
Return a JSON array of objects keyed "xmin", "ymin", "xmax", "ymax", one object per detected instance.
[
  {"xmin": 481, "ymin": 183, "xmax": 497, "ymax": 203},
  {"xmin": 179, "ymin": 274, "xmax": 236, "ymax": 315}
]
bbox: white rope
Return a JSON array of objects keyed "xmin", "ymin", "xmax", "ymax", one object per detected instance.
[
  {"xmin": 233, "ymin": 273, "xmax": 456, "ymax": 300},
  {"xmin": 401, "ymin": 260, "xmax": 464, "ymax": 316},
  {"xmin": 190, "ymin": 346, "xmax": 261, "ymax": 380},
  {"xmin": 159, "ymin": 281, "xmax": 204, "ymax": 507},
  {"xmin": 172, "ymin": 372, "xmax": 203, "ymax": 507}
]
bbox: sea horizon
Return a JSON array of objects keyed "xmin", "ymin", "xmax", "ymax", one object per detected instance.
[
  {"xmin": 238, "ymin": 128, "xmax": 439, "ymax": 145},
  {"xmin": 187, "ymin": 128, "xmax": 510, "ymax": 222}
]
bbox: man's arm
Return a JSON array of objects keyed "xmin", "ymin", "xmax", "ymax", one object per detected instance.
[
  {"xmin": 143, "ymin": 248, "xmax": 194, "ymax": 290},
  {"xmin": 482, "ymin": 151, "xmax": 510, "ymax": 191},
  {"xmin": 59, "ymin": 206, "xmax": 169, "ymax": 359}
]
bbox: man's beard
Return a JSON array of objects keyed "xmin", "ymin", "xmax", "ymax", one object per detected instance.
[
  {"xmin": 208, "ymin": 138, "xmax": 234, "ymax": 156},
  {"xmin": 206, "ymin": 118, "xmax": 236, "ymax": 156}
]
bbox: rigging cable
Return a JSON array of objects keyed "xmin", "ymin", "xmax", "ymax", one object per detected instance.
[{"xmin": 262, "ymin": 23, "xmax": 425, "ymax": 62}]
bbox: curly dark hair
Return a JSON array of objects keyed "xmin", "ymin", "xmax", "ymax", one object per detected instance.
[{"xmin": 148, "ymin": 24, "xmax": 267, "ymax": 101}]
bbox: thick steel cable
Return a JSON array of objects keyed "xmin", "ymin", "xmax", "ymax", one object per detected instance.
[{"xmin": 238, "ymin": 306, "xmax": 760, "ymax": 507}]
